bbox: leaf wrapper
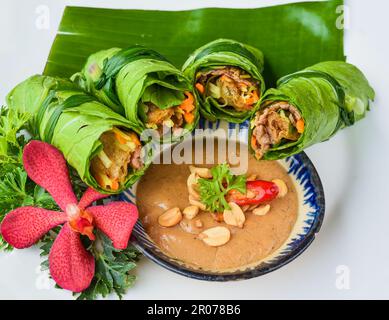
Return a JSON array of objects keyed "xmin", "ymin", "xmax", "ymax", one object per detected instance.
[
  {"xmin": 182, "ymin": 39, "xmax": 266, "ymax": 123},
  {"xmin": 72, "ymin": 46, "xmax": 199, "ymax": 140},
  {"xmin": 6, "ymin": 75, "xmax": 148, "ymax": 193},
  {"xmin": 44, "ymin": 1, "xmax": 344, "ymax": 86},
  {"xmin": 250, "ymin": 61, "xmax": 375, "ymax": 160}
]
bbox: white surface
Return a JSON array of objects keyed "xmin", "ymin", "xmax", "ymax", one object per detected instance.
[{"xmin": 0, "ymin": 0, "xmax": 388, "ymax": 300}]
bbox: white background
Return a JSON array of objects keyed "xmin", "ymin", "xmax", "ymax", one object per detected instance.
[{"xmin": 0, "ymin": 0, "xmax": 388, "ymax": 300}]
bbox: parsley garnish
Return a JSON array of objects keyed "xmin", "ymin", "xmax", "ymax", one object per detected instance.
[
  {"xmin": 76, "ymin": 231, "xmax": 141, "ymax": 300},
  {"xmin": 197, "ymin": 163, "xmax": 246, "ymax": 212},
  {"xmin": 0, "ymin": 108, "xmax": 58, "ymax": 250}
]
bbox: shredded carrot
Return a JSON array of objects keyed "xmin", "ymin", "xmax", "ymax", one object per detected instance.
[
  {"xmin": 220, "ymin": 75, "xmax": 230, "ymax": 82},
  {"xmin": 183, "ymin": 112, "xmax": 195, "ymax": 124},
  {"xmin": 296, "ymin": 119, "xmax": 305, "ymax": 134},
  {"xmin": 246, "ymin": 90, "xmax": 259, "ymax": 106},
  {"xmin": 111, "ymin": 179, "xmax": 119, "ymax": 191},
  {"xmin": 95, "ymin": 174, "xmax": 106, "ymax": 189},
  {"xmin": 128, "ymin": 132, "xmax": 141, "ymax": 146},
  {"xmin": 251, "ymin": 135, "xmax": 257, "ymax": 149},
  {"xmin": 195, "ymin": 83, "xmax": 205, "ymax": 94},
  {"xmin": 114, "ymin": 131, "xmax": 127, "ymax": 144},
  {"xmin": 252, "ymin": 90, "xmax": 259, "ymax": 102},
  {"xmin": 179, "ymin": 91, "xmax": 195, "ymax": 113},
  {"xmin": 95, "ymin": 173, "xmax": 119, "ymax": 191}
]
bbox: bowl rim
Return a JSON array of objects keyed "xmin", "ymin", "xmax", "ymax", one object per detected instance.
[{"xmin": 130, "ymin": 151, "xmax": 325, "ymax": 281}]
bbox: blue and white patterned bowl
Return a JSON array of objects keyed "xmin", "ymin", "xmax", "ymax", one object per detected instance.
[{"xmin": 121, "ymin": 119, "xmax": 325, "ymax": 281}]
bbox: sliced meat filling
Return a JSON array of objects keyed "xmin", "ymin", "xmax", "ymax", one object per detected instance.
[
  {"xmin": 90, "ymin": 127, "xmax": 143, "ymax": 191},
  {"xmin": 195, "ymin": 66, "xmax": 260, "ymax": 112},
  {"xmin": 145, "ymin": 92, "xmax": 196, "ymax": 135},
  {"xmin": 251, "ymin": 101, "xmax": 305, "ymax": 159}
]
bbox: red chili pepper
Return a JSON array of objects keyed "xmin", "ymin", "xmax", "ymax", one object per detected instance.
[{"xmin": 227, "ymin": 180, "xmax": 279, "ymax": 206}]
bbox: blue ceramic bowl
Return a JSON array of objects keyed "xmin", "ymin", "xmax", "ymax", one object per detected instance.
[{"xmin": 121, "ymin": 120, "xmax": 325, "ymax": 281}]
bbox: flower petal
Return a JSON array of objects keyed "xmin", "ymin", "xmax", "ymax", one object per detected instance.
[
  {"xmin": 78, "ymin": 187, "xmax": 109, "ymax": 210},
  {"xmin": 87, "ymin": 202, "xmax": 138, "ymax": 249},
  {"xmin": 49, "ymin": 223, "xmax": 95, "ymax": 292},
  {"xmin": 23, "ymin": 140, "xmax": 78, "ymax": 211},
  {"xmin": 0, "ymin": 207, "xmax": 66, "ymax": 249}
]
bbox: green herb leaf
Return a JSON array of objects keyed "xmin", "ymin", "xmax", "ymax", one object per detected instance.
[
  {"xmin": 0, "ymin": 166, "xmax": 59, "ymax": 250},
  {"xmin": 141, "ymin": 84, "xmax": 185, "ymax": 110},
  {"xmin": 75, "ymin": 231, "xmax": 141, "ymax": 300},
  {"xmin": 0, "ymin": 108, "xmax": 31, "ymax": 169},
  {"xmin": 198, "ymin": 163, "xmax": 246, "ymax": 213},
  {"xmin": 0, "ymin": 107, "xmax": 37, "ymax": 250}
]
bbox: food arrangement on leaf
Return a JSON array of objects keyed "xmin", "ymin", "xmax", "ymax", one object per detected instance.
[
  {"xmin": 0, "ymin": 0, "xmax": 374, "ymax": 299},
  {"xmin": 249, "ymin": 61, "xmax": 374, "ymax": 160},
  {"xmin": 72, "ymin": 45, "xmax": 199, "ymax": 141},
  {"xmin": 6, "ymin": 75, "xmax": 147, "ymax": 193},
  {"xmin": 182, "ymin": 39, "xmax": 265, "ymax": 123}
]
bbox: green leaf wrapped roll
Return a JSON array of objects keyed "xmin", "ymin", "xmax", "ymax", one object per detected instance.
[
  {"xmin": 182, "ymin": 39, "xmax": 266, "ymax": 123},
  {"xmin": 249, "ymin": 61, "xmax": 375, "ymax": 160},
  {"xmin": 72, "ymin": 46, "xmax": 199, "ymax": 141},
  {"xmin": 6, "ymin": 75, "xmax": 149, "ymax": 194}
]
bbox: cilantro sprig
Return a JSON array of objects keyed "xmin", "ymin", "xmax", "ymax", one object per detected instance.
[{"xmin": 197, "ymin": 163, "xmax": 246, "ymax": 212}]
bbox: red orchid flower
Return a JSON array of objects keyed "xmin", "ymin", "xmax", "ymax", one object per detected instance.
[{"xmin": 0, "ymin": 141, "xmax": 138, "ymax": 292}]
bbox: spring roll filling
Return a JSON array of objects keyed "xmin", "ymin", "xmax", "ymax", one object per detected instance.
[
  {"xmin": 195, "ymin": 66, "xmax": 260, "ymax": 112},
  {"xmin": 144, "ymin": 91, "xmax": 195, "ymax": 135},
  {"xmin": 251, "ymin": 101, "xmax": 304, "ymax": 159},
  {"xmin": 90, "ymin": 127, "xmax": 143, "ymax": 191}
]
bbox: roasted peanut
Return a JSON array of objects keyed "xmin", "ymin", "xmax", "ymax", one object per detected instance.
[
  {"xmin": 248, "ymin": 203, "xmax": 259, "ymax": 211},
  {"xmin": 223, "ymin": 202, "xmax": 246, "ymax": 228},
  {"xmin": 188, "ymin": 195, "xmax": 207, "ymax": 211},
  {"xmin": 194, "ymin": 219, "xmax": 203, "ymax": 228},
  {"xmin": 158, "ymin": 207, "xmax": 182, "ymax": 227},
  {"xmin": 241, "ymin": 205, "xmax": 250, "ymax": 212},
  {"xmin": 187, "ymin": 173, "xmax": 200, "ymax": 200},
  {"xmin": 189, "ymin": 166, "xmax": 212, "ymax": 178},
  {"xmin": 272, "ymin": 179, "xmax": 288, "ymax": 198},
  {"xmin": 199, "ymin": 226, "xmax": 231, "ymax": 247},
  {"xmin": 183, "ymin": 205, "xmax": 199, "ymax": 220},
  {"xmin": 247, "ymin": 174, "xmax": 257, "ymax": 181},
  {"xmin": 253, "ymin": 204, "xmax": 271, "ymax": 216}
]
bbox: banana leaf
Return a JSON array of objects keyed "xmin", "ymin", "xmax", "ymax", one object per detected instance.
[
  {"xmin": 44, "ymin": 0, "xmax": 344, "ymax": 88},
  {"xmin": 249, "ymin": 61, "xmax": 375, "ymax": 160},
  {"xmin": 71, "ymin": 45, "xmax": 199, "ymax": 141},
  {"xmin": 6, "ymin": 75, "xmax": 148, "ymax": 194},
  {"xmin": 182, "ymin": 39, "xmax": 265, "ymax": 123}
]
